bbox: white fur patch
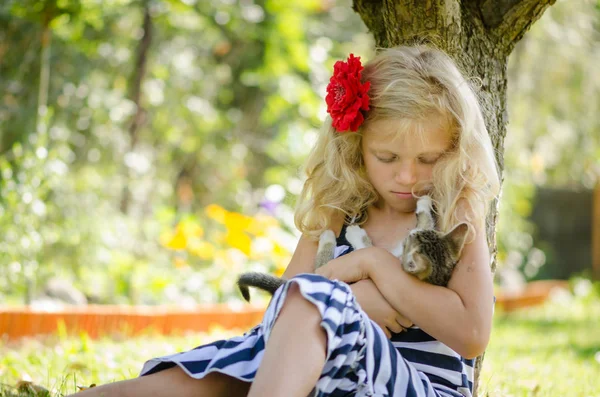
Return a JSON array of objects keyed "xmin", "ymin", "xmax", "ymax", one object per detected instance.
[
  {"xmin": 345, "ymin": 225, "xmax": 371, "ymax": 250},
  {"xmin": 318, "ymin": 229, "xmax": 336, "ymax": 247},
  {"xmin": 416, "ymin": 195, "xmax": 432, "ymax": 214}
]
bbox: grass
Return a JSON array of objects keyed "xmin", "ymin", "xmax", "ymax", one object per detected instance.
[
  {"xmin": 480, "ymin": 290, "xmax": 600, "ymax": 396},
  {"xmin": 1, "ymin": 292, "xmax": 599, "ymax": 396}
]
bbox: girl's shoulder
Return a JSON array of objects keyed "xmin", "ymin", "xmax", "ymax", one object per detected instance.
[{"xmin": 454, "ymin": 197, "xmax": 486, "ymax": 236}]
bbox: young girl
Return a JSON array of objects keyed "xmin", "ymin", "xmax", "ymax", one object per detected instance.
[{"xmin": 71, "ymin": 45, "xmax": 500, "ymax": 397}]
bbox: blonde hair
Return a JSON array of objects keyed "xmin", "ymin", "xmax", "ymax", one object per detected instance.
[{"xmin": 295, "ymin": 45, "xmax": 500, "ymax": 239}]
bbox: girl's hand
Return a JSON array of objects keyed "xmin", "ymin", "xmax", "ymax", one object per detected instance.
[
  {"xmin": 315, "ymin": 247, "xmax": 378, "ymax": 283},
  {"xmin": 350, "ymin": 279, "xmax": 413, "ymax": 338}
]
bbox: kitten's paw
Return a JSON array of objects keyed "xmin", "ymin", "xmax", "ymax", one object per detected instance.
[
  {"xmin": 346, "ymin": 225, "xmax": 371, "ymax": 249},
  {"xmin": 318, "ymin": 229, "xmax": 336, "ymax": 247},
  {"xmin": 315, "ymin": 229, "xmax": 336, "ymax": 269},
  {"xmin": 416, "ymin": 195, "xmax": 433, "ymax": 213}
]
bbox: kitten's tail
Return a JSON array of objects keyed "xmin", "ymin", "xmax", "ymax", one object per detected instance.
[{"xmin": 237, "ymin": 272, "xmax": 286, "ymax": 302}]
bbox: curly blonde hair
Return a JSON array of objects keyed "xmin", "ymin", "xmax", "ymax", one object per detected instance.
[{"xmin": 295, "ymin": 45, "xmax": 500, "ymax": 239}]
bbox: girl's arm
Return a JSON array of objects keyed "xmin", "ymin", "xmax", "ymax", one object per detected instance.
[
  {"xmin": 317, "ymin": 221, "xmax": 494, "ymax": 359},
  {"xmin": 282, "ymin": 230, "xmax": 410, "ymax": 337},
  {"xmin": 281, "ymin": 234, "xmax": 319, "ymax": 279},
  {"xmin": 370, "ymin": 225, "xmax": 493, "ymax": 359}
]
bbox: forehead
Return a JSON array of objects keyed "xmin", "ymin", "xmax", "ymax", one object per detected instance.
[{"xmin": 363, "ymin": 117, "xmax": 452, "ymax": 152}]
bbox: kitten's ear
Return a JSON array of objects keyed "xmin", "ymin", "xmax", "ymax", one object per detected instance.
[{"xmin": 445, "ymin": 223, "xmax": 469, "ymax": 258}]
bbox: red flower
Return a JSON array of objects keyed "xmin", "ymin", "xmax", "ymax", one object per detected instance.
[{"xmin": 325, "ymin": 54, "xmax": 370, "ymax": 132}]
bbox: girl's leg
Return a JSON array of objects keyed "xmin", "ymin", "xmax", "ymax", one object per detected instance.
[
  {"xmin": 66, "ymin": 366, "xmax": 250, "ymax": 397},
  {"xmin": 248, "ymin": 283, "xmax": 327, "ymax": 397}
]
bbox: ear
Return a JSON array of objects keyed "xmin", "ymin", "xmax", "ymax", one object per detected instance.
[{"xmin": 445, "ymin": 223, "xmax": 469, "ymax": 258}]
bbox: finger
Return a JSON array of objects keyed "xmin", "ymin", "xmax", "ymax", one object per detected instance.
[
  {"xmin": 396, "ymin": 316, "xmax": 413, "ymax": 329},
  {"xmin": 384, "ymin": 328, "xmax": 392, "ymax": 339},
  {"xmin": 377, "ymin": 323, "xmax": 391, "ymax": 338},
  {"xmin": 315, "ymin": 265, "xmax": 330, "ymax": 278},
  {"xmin": 386, "ymin": 322, "xmax": 404, "ymax": 334}
]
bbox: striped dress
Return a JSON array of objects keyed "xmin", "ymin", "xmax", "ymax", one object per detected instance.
[{"xmin": 140, "ymin": 223, "xmax": 475, "ymax": 397}]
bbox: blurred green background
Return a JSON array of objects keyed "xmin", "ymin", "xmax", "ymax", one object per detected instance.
[{"xmin": 0, "ymin": 0, "xmax": 598, "ymax": 307}]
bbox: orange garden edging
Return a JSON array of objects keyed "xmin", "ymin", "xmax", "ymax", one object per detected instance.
[
  {"xmin": 494, "ymin": 280, "xmax": 570, "ymax": 312},
  {"xmin": 0, "ymin": 304, "xmax": 266, "ymax": 340},
  {"xmin": 0, "ymin": 280, "xmax": 571, "ymax": 340}
]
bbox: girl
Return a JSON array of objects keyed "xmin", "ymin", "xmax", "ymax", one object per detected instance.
[{"xmin": 71, "ymin": 45, "xmax": 500, "ymax": 397}]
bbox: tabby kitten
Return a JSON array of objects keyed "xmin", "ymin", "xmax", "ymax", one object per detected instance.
[{"xmin": 237, "ymin": 196, "xmax": 468, "ymax": 302}]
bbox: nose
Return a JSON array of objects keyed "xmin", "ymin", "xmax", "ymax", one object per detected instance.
[{"xmin": 395, "ymin": 161, "xmax": 417, "ymax": 185}]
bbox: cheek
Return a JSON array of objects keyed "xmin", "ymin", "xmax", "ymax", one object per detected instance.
[
  {"xmin": 417, "ymin": 165, "xmax": 435, "ymax": 181},
  {"xmin": 365, "ymin": 158, "xmax": 390, "ymax": 182}
]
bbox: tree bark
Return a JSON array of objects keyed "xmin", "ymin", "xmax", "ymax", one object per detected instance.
[{"xmin": 351, "ymin": 0, "xmax": 555, "ymax": 395}]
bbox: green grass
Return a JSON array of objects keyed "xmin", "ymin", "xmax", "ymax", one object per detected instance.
[
  {"xmin": 1, "ymin": 294, "xmax": 599, "ymax": 396},
  {"xmin": 480, "ymin": 293, "xmax": 600, "ymax": 396}
]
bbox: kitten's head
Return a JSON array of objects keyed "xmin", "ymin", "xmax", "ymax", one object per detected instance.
[{"xmin": 401, "ymin": 223, "xmax": 469, "ymax": 281}]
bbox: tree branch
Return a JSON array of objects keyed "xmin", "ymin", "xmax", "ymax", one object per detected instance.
[{"xmin": 479, "ymin": 0, "xmax": 555, "ymax": 51}]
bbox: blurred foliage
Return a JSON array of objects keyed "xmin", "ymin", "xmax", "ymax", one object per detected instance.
[
  {"xmin": 496, "ymin": 0, "xmax": 600, "ymax": 282},
  {"xmin": 0, "ymin": 0, "xmax": 374, "ymax": 304},
  {"xmin": 0, "ymin": 0, "xmax": 598, "ymax": 304}
]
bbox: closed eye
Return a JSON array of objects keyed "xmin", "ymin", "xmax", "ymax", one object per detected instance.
[
  {"xmin": 377, "ymin": 156, "xmax": 396, "ymax": 163},
  {"xmin": 417, "ymin": 155, "xmax": 441, "ymax": 165}
]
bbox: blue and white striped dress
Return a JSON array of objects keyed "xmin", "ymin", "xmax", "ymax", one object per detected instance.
[{"xmin": 140, "ymin": 223, "xmax": 475, "ymax": 396}]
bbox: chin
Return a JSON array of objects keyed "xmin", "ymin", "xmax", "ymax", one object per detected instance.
[{"xmin": 394, "ymin": 201, "xmax": 417, "ymax": 213}]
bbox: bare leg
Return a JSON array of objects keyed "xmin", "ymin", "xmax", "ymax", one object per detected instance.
[
  {"xmin": 66, "ymin": 366, "xmax": 250, "ymax": 397},
  {"xmin": 248, "ymin": 283, "xmax": 327, "ymax": 397}
]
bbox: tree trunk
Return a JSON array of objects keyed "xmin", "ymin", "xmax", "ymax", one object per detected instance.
[
  {"xmin": 351, "ymin": 0, "xmax": 555, "ymax": 395},
  {"xmin": 120, "ymin": 1, "xmax": 153, "ymax": 214}
]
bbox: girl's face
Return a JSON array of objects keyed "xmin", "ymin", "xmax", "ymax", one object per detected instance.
[{"xmin": 361, "ymin": 117, "xmax": 453, "ymax": 213}]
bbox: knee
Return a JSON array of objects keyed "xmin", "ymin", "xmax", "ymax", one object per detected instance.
[
  {"xmin": 278, "ymin": 282, "xmax": 319, "ymax": 318},
  {"xmin": 280, "ymin": 282, "xmax": 304, "ymax": 308}
]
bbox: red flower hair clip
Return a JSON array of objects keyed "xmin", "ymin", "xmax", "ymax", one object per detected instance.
[{"xmin": 325, "ymin": 54, "xmax": 371, "ymax": 133}]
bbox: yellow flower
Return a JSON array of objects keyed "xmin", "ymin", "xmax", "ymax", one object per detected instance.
[
  {"xmin": 274, "ymin": 264, "xmax": 286, "ymax": 278},
  {"xmin": 181, "ymin": 221, "xmax": 204, "ymax": 238},
  {"xmin": 205, "ymin": 204, "xmax": 228, "ymax": 223},
  {"xmin": 188, "ymin": 240, "xmax": 216, "ymax": 260},
  {"xmin": 224, "ymin": 211, "xmax": 253, "ymax": 231},
  {"xmin": 161, "ymin": 226, "xmax": 187, "ymax": 250},
  {"xmin": 225, "ymin": 231, "xmax": 252, "ymax": 256},
  {"xmin": 247, "ymin": 214, "xmax": 279, "ymax": 236},
  {"xmin": 273, "ymin": 242, "xmax": 290, "ymax": 257}
]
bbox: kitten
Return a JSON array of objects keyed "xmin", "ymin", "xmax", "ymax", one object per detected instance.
[{"xmin": 237, "ymin": 196, "xmax": 468, "ymax": 302}]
